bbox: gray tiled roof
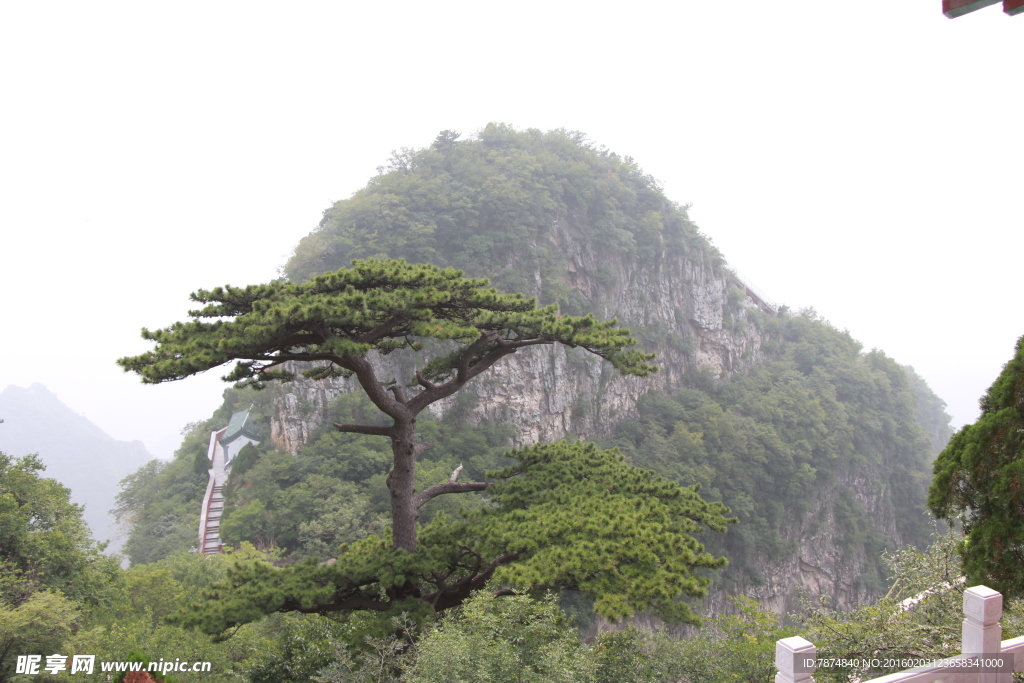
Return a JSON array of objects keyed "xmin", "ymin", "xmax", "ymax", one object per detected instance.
[{"xmin": 221, "ymin": 406, "xmax": 259, "ymax": 445}]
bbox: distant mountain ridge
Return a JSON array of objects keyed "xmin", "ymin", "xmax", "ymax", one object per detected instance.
[{"xmin": 0, "ymin": 383, "xmax": 153, "ymax": 551}]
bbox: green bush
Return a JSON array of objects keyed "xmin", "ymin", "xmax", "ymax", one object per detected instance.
[{"xmin": 407, "ymin": 592, "xmax": 595, "ymax": 683}]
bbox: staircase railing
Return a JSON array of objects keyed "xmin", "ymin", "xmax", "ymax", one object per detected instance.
[{"xmin": 724, "ymin": 266, "xmax": 778, "ymax": 314}]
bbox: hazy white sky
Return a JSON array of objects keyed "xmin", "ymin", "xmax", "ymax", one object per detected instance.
[{"xmin": 1, "ymin": 2, "xmax": 1020, "ymax": 459}]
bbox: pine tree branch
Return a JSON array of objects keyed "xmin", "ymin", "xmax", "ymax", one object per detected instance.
[
  {"xmin": 500, "ymin": 337, "xmax": 557, "ymax": 349},
  {"xmin": 333, "ymin": 423, "xmax": 394, "ymax": 438},
  {"xmin": 457, "ymin": 332, "xmax": 498, "ymax": 382},
  {"xmin": 356, "ymin": 315, "xmax": 408, "ymax": 344},
  {"xmin": 415, "ymin": 370, "xmax": 436, "ymax": 391},
  {"xmin": 426, "ymin": 551, "xmax": 521, "ymax": 611},
  {"xmin": 248, "ymin": 352, "xmax": 344, "ymax": 365},
  {"xmin": 284, "ymin": 593, "xmax": 391, "ymax": 614},
  {"xmin": 412, "ymin": 481, "xmax": 492, "ymax": 510},
  {"xmin": 406, "ymin": 343, "xmax": 517, "ymax": 414},
  {"xmin": 344, "ymin": 354, "xmax": 407, "ymax": 420}
]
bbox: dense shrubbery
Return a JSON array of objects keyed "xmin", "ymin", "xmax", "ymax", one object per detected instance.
[
  {"xmin": 5, "ymin": 456, "xmax": 1014, "ymax": 683},
  {"xmin": 234, "ymin": 587, "xmax": 798, "ymax": 683},
  {"xmin": 0, "ymin": 451, "xmax": 119, "ymax": 680}
]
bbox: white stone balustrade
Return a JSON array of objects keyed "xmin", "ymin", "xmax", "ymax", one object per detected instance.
[{"xmin": 775, "ymin": 586, "xmax": 1023, "ymax": 683}]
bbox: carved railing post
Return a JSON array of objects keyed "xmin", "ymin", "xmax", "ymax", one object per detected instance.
[
  {"xmin": 962, "ymin": 585, "xmax": 1010, "ymax": 683},
  {"xmin": 775, "ymin": 635, "xmax": 816, "ymax": 683}
]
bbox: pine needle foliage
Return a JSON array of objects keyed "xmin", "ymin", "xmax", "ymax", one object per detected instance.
[
  {"xmin": 117, "ymin": 258, "xmax": 655, "ymax": 388},
  {"xmin": 478, "ymin": 442, "xmax": 735, "ymax": 624}
]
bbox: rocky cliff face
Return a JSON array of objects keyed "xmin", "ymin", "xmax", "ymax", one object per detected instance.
[
  {"xmin": 268, "ymin": 223, "xmax": 764, "ymax": 455},
  {"xmin": 718, "ymin": 469, "xmax": 902, "ymax": 615}
]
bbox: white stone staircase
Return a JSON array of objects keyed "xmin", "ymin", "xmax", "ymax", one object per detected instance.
[
  {"xmin": 198, "ymin": 427, "xmax": 228, "ymax": 555},
  {"xmin": 197, "ymin": 409, "xmax": 258, "ymax": 555},
  {"xmin": 202, "ymin": 485, "xmax": 224, "ymax": 554}
]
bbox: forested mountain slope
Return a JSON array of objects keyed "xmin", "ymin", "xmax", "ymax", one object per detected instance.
[{"xmin": 118, "ymin": 125, "xmax": 952, "ymax": 615}]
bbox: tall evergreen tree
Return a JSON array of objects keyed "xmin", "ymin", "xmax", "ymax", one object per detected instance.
[
  {"xmin": 929, "ymin": 335, "xmax": 1024, "ymax": 596},
  {"xmin": 118, "ymin": 258, "xmax": 655, "ymax": 554}
]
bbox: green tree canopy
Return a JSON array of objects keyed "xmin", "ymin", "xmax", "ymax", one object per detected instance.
[
  {"xmin": 406, "ymin": 591, "xmax": 594, "ymax": 683},
  {"xmin": 929, "ymin": 334, "xmax": 1024, "ymax": 596},
  {"xmin": 0, "ymin": 450, "xmax": 121, "ymax": 680},
  {"xmin": 0, "ymin": 451, "xmax": 118, "ymax": 606}
]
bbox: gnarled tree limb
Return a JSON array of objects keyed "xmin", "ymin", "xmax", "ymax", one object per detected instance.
[{"xmin": 413, "ymin": 481, "xmax": 492, "ymax": 510}]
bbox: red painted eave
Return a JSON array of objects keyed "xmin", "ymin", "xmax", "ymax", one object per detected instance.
[
  {"xmin": 943, "ymin": 0, "xmax": 1021, "ymax": 15},
  {"xmin": 944, "ymin": 0, "xmax": 1000, "ymax": 17}
]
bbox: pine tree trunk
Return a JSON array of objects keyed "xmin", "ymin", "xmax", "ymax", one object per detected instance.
[{"xmin": 388, "ymin": 418, "xmax": 418, "ymax": 552}]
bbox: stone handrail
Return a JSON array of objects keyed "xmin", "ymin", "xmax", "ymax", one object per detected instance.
[{"xmin": 775, "ymin": 585, "xmax": 1016, "ymax": 682}]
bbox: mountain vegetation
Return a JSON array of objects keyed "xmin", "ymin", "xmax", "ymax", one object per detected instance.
[
  {"xmin": 115, "ymin": 307, "xmax": 950, "ymax": 634},
  {"xmin": 0, "ymin": 451, "xmax": 119, "ymax": 680},
  {"xmin": 608, "ymin": 313, "xmax": 943, "ymax": 595},
  {"xmin": 4, "ymin": 454, "xmax": 1016, "ymax": 683},
  {"xmin": 0, "ymin": 450, "xmax": 328, "ymax": 682}
]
